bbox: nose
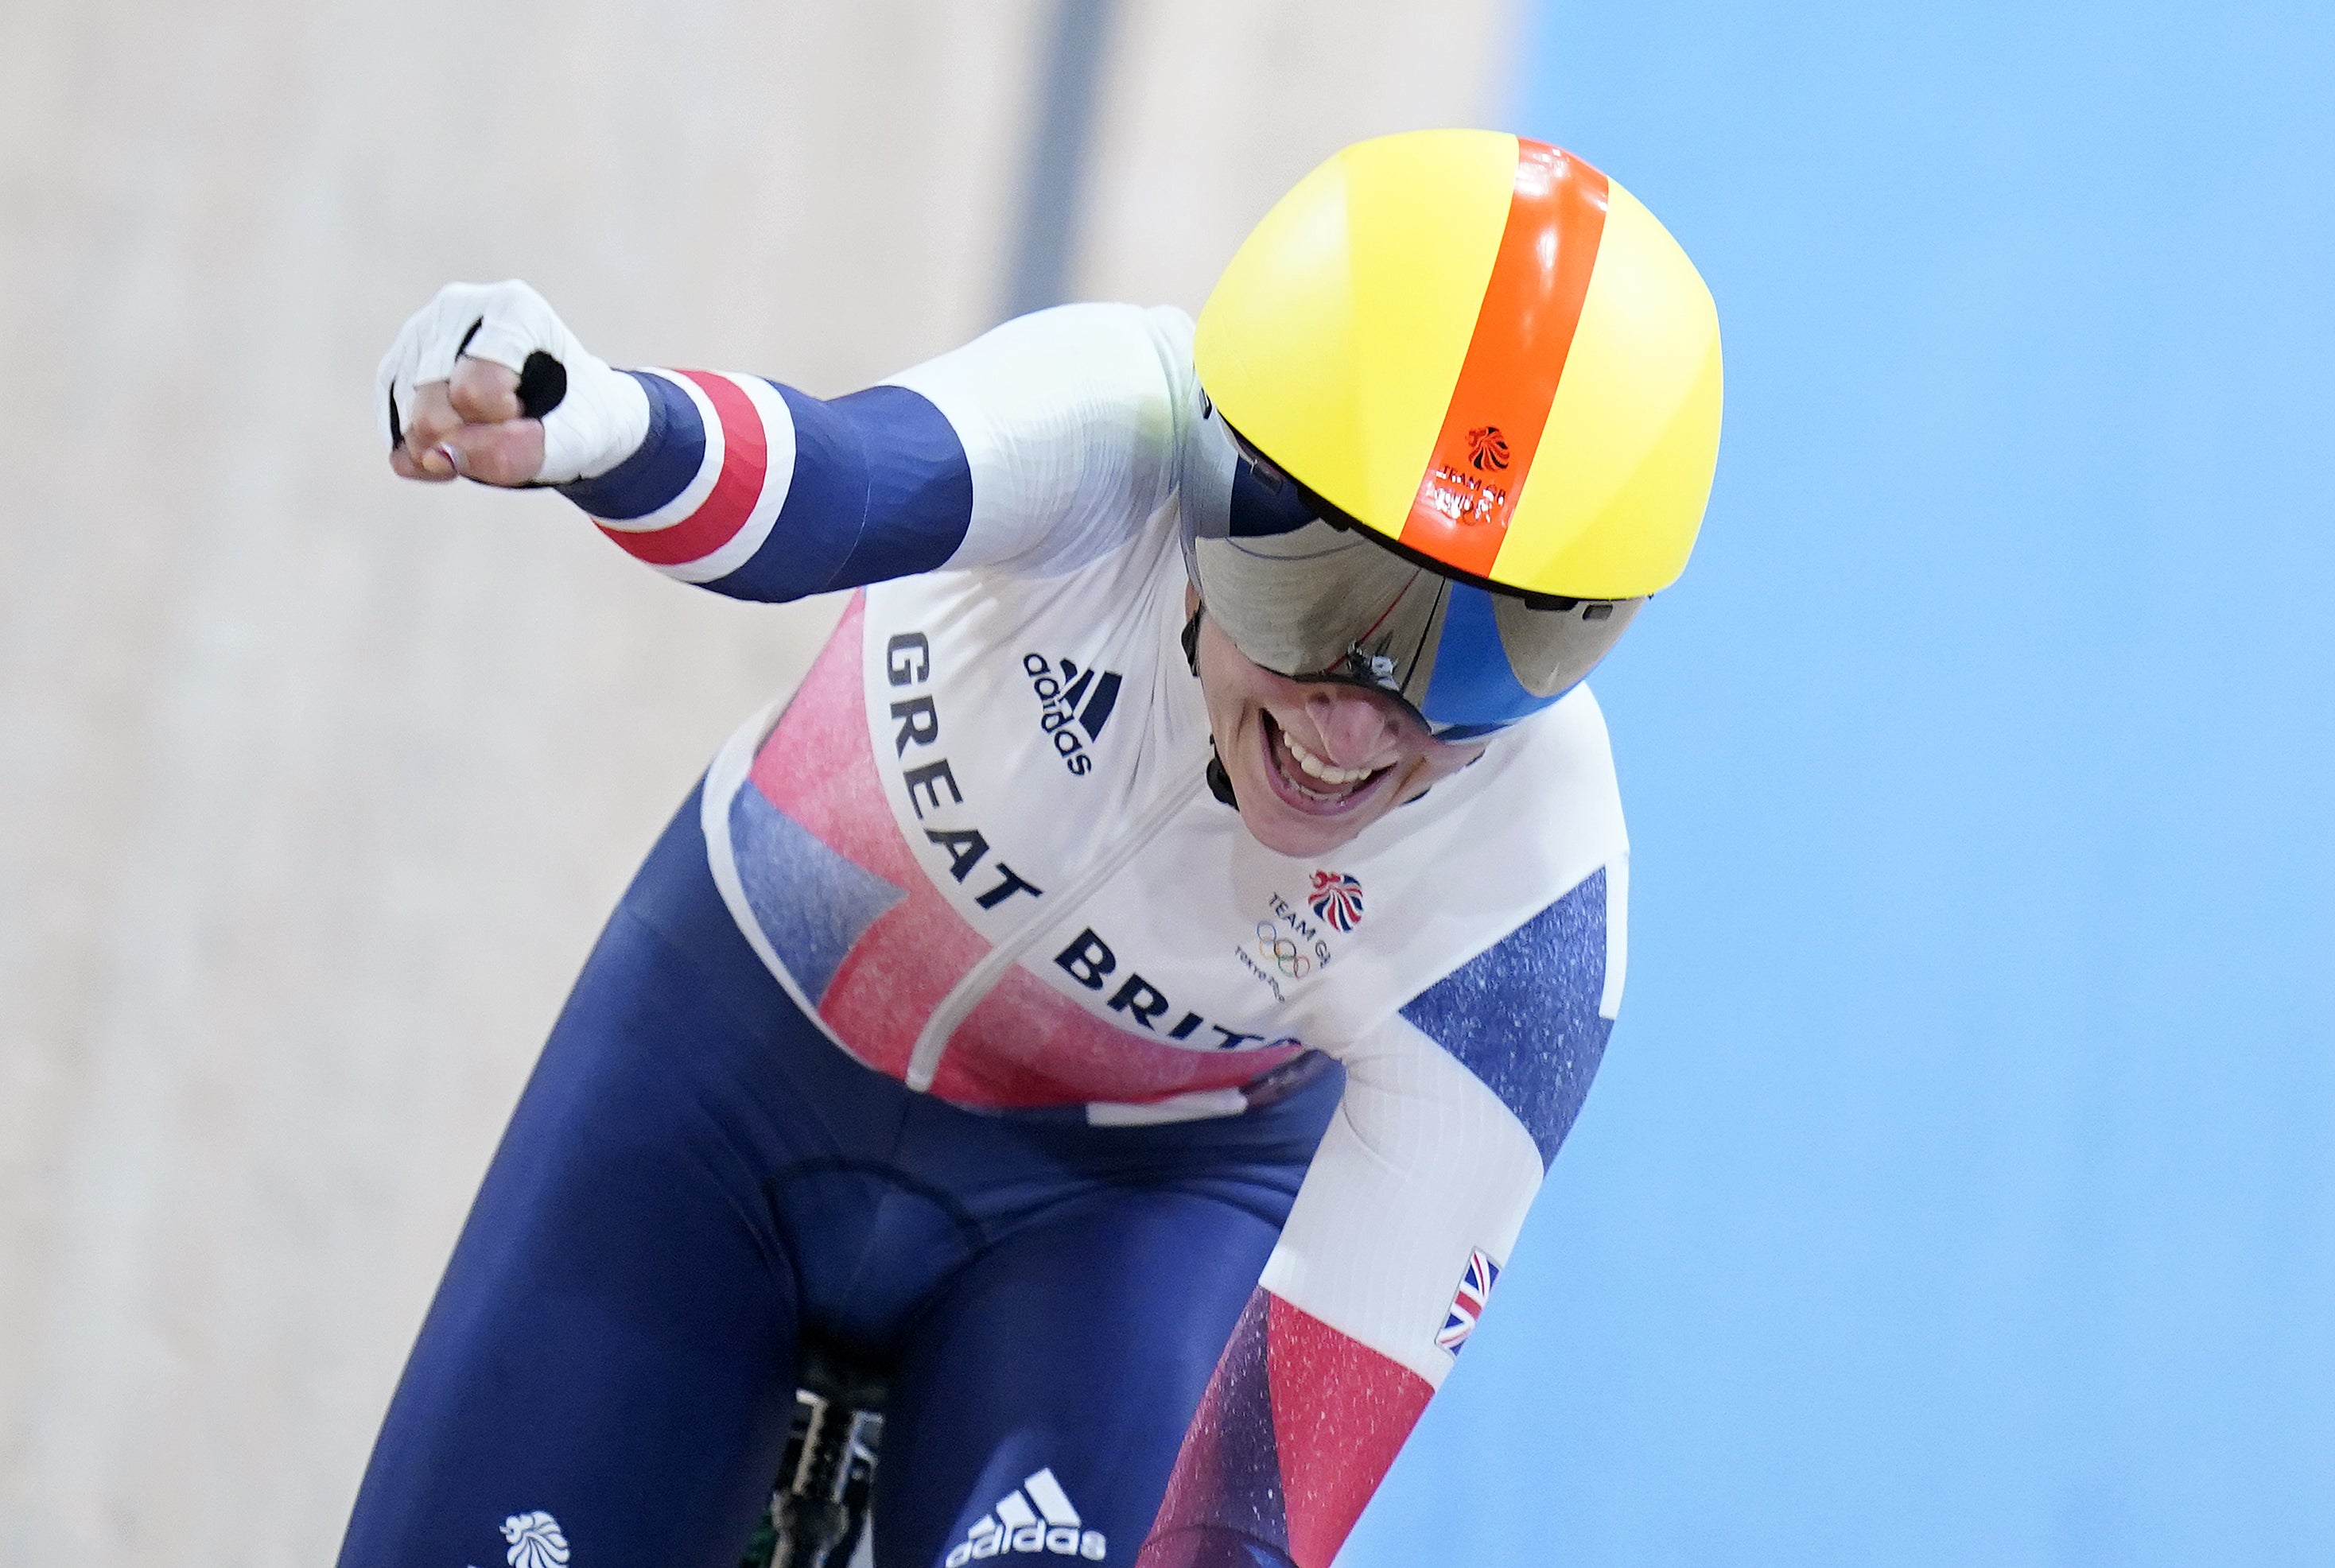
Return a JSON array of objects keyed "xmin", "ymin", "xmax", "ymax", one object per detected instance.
[{"xmin": 1303, "ymin": 686, "xmax": 1401, "ymax": 767}]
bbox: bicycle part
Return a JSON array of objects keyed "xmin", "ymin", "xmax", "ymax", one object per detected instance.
[{"xmin": 742, "ymin": 1340, "xmax": 890, "ymax": 1568}]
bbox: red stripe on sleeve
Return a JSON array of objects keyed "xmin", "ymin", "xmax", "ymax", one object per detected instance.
[
  {"xmin": 1397, "ymin": 140, "xmax": 1610, "ymax": 580},
  {"xmin": 1263, "ymin": 1294, "xmax": 1434, "ymax": 1568},
  {"xmin": 596, "ymin": 370, "xmax": 768, "ymax": 568}
]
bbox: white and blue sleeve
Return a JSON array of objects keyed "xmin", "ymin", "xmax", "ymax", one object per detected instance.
[{"xmin": 558, "ymin": 303, "xmax": 1198, "ymax": 600}]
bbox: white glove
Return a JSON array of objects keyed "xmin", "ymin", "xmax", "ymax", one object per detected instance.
[{"xmin": 375, "ymin": 279, "xmax": 651, "ymax": 484}]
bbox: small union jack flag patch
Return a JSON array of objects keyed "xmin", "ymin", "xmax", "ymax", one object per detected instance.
[{"xmin": 1435, "ymin": 1248, "xmax": 1502, "ymax": 1353}]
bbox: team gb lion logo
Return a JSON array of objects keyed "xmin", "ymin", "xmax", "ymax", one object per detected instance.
[
  {"xmin": 1307, "ymin": 870, "xmax": 1366, "ymax": 933},
  {"xmin": 501, "ymin": 1511, "xmax": 571, "ymax": 1568}
]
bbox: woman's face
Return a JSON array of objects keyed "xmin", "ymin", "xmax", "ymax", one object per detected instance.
[{"xmin": 1190, "ymin": 591, "xmax": 1488, "ymax": 859}]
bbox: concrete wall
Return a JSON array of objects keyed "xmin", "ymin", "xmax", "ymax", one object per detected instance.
[{"xmin": 0, "ymin": 3, "xmax": 1504, "ymax": 1561}]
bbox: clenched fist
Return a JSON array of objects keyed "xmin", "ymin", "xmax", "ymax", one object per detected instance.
[{"xmin": 377, "ymin": 280, "xmax": 651, "ymax": 487}]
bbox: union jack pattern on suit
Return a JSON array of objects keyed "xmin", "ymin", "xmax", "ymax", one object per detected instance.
[{"xmin": 1435, "ymin": 1248, "xmax": 1502, "ymax": 1352}]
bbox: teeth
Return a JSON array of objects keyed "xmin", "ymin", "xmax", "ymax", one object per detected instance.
[{"xmin": 1283, "ymin": 733, "xmax": 1373, "ymax": 786}]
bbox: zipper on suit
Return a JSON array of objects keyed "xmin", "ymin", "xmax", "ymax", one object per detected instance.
[{"xmin": 904, "ymin": 770, "xmax": 1202, "ymax": 1093}]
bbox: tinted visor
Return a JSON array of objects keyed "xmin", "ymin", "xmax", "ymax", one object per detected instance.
[{"xmin": 1187, "ymin": 425, "xmax": 1640, "ymax": 738}]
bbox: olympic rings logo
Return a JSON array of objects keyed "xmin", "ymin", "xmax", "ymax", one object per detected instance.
[{"xmin": 1256, "ymin": 920, "xmax": 1312, "ymax": 978}]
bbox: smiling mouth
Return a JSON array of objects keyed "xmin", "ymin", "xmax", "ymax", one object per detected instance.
[{"xmin": 1257, "ymin": 711, "xmax": 1393, "ymax": 817}]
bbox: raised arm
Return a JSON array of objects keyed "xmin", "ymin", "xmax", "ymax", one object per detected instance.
[
  {"xmin": 1137, "ymin": 864, "xmax": 1626, "ymax": 1568},
  {"xmin": 379, "ymin": 281, "xmax": 1197, "ymax": 599}
]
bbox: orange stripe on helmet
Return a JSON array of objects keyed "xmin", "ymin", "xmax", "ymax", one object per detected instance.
[{"xmin": 1397, "ymin": 140, "xmax": 1610, "ymax": 581}]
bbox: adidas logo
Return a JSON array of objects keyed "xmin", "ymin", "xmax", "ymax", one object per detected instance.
[
  {"xmin": 1023, "ymin": 652, "xmax": 1122, "ymax": 778},
  {"xmin": 944, "ymin": 1468, "xmax": 1106, "ymax": 1563}
]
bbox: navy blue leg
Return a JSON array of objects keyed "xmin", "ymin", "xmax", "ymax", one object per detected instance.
[
  {"xmin": 872, "ymin": 1190, "xmax": 1287, "ymax": 1568},
  {"xmin": 339, "ymin": 788, "xmax": 836, "ymax": 1568}
]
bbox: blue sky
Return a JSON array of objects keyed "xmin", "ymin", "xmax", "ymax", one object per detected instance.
[{"xmin": 1348, "ymin": 2, "xmax": 2335, "ymax": 1562}]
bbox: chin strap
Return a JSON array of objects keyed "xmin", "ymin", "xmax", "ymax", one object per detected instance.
[
  {"xmin": 1183, "ymin": 601, "xmax": 1241, "ymax": 809},
  {"xmin": 1205, "ymin": 748, "xmax": 1238, "ymax": 809}
]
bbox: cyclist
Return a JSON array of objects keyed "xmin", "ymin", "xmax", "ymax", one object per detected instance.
[{"xmin": 347, "ymin": 130, "xmax": 1721, "ymax": 1568}]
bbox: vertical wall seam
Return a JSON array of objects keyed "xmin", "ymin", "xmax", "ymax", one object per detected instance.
[{"xmin": 1000, "ymin": 0, "xmax": 1121, "ymax": 321}]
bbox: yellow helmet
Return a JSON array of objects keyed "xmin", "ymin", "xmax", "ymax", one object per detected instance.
[{"xmin": 1194, "ymin": 129, "xmax": 1723, "ymax": 602}]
